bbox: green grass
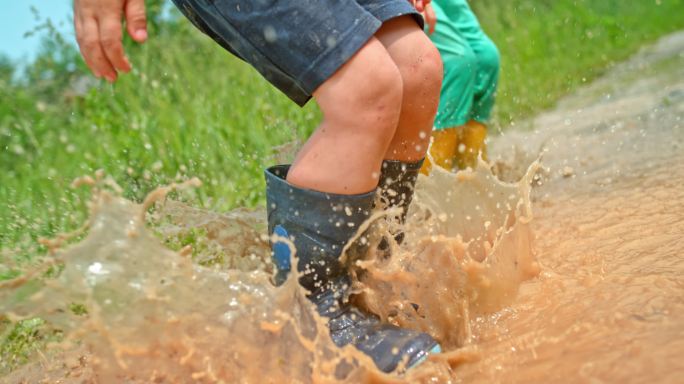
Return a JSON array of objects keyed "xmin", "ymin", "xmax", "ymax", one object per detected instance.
[
  {"xmin": 1, "ymin": 0, "xmax": 684, "ymax": 257},
  {"xmin": 1, "ymin": 16, "xmax": 317, "ymax": 258},
  {"xmin": 0, "ymin": 317, "xmax": 63, "ymax": 374},
  {"xmin": 474, "ymin": 0, "xmax": 684, "ymax": 123}
]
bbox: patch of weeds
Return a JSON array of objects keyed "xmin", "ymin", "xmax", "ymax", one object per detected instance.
[
  {"xmin": 0, "ymin": 317, "xmax": 63, "ymax": 375},
  {"xmin": 159, "ymin": 227, "xmax": 228, "ymax": 268},
  {"xmin": 43, "ymin": 262, "xmax": 65, "ymax": 279},
  {"xmin": 0, "ymin": 269, "xmax": 21, "ymax": 282},
  {"xmin": 69, "ymin": 303, "xmax": 88, "ymax": 316}
]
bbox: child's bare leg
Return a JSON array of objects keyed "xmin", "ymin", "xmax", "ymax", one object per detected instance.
[
  {"xmin": 287, "ymin": 38, "xmax": 403, "ymax": 195},
  {"xmin": 375, "ymin": 16, "xmax": 443, "ymax": 162}
]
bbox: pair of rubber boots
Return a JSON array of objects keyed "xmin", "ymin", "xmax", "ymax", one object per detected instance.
[
  {"xmin": 265, "ymin": 159, "xmax": 440, "ymax": 373},
  {"xmin": 420, "ymin": 121, "xmax": 488, "ymax": 174}
]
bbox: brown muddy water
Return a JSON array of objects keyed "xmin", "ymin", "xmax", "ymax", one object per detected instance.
[{"xmin": 2, "ymin": 32, "xmax": 684, "ymax": 383}]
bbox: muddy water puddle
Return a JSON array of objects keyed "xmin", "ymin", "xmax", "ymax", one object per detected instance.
[
  {"xmin": 455, "ymin": 161, "xmax": 684, "ymax": 383},
  {"xmin": 0, "ymin": 160, "xmax": 540, "ymax": 383},
  {"xmin": 466, "ymin": 31, "xmax": 684, "ymax": 383},
  {"xmin": 2, "ymin": 32, "xmax": 684, "ymax": 383}
]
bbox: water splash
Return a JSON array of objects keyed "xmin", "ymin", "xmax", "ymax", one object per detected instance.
[
  {"xmin": 355, "ymin": 160, "xmax": 540, "ymax": 350},
  {"xmin": 1, "ymin": 160, "xmax": 538, "ymax": 382}
]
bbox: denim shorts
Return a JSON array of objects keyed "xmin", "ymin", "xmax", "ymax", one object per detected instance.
[{"xmin": 171, "ymin": 0, "xmax": 423, "ymax": 106}]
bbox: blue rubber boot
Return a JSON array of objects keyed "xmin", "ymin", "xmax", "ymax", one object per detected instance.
[
  {"xmin": 378, "ymin": 159, "xmax": 424, "ymax": 246},
  {"xmin": 266, "ymin": 165, "xmax": 440, "ymax": 373}
]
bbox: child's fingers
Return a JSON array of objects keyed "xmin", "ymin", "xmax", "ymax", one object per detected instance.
[
  {"xmin": 78, "ymin": 17, "xmax": 117, "ymax": 81},
  {"xmin": 125, "ymin": 0, "xmax": 148, "ymax": 42},
  {"xmin": 409, "ymin": 0, "xmax": 425, "ymax": 13},
  {"xmin": 73, "ymin": 11, "xmax": 86, "ymax": 67},
  {"xmin": 99, "ymin": 17, "xmax": 132, "ymax": 74}
]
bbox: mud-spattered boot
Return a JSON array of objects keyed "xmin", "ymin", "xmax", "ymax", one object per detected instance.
[
  {"xmin": 378, "ymin": 159, "xmax": 424, "ymax": 245},
  {"xmin": 266, "ymin": 165, "xmax": 440, "ymax": 373}
]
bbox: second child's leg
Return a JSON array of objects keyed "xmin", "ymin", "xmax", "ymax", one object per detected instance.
[
  {"xmin": 422, "ymin": 0, "xmax": 500, "ymax": 172},
  {"xmin": 453, "ymin": 0, "xmax": 500, "ymax": 170}
]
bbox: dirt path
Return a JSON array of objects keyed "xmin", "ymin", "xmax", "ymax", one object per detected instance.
[{"xmin": 455, "ymin": 31, "xmax": 684, "ymax": 383}]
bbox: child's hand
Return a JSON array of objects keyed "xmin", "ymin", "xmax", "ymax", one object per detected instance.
[{"xmin": 74, "ymin": 0, "xmax": 147, "ymax": 83}]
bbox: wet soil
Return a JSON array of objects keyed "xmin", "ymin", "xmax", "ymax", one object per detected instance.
[{"xmin": 469, "ymin": 30, "xmax": 684, "ymax": 383}]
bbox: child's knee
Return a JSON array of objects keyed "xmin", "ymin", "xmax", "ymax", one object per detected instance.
[
  {"xmin": 401, "ymin": 40, "xmax": 443, "ymax": 109},
  {"xmin": 475, "ymin": 38, "xmax": 500, "ymax": 78},
  {"xmin": 442, "ymin": 47, "xmax": 477, "ymax": 90},
  {"xmin": 362, "ymin": 60, "xmax": 405, "ymax": 125},
  {"xmin": 415, "ymin": 43, "xmax": 444, "ymax": 100},
  {"xmin": 347, "ymin": 59, "xmax": 404, "ymax": 139},
  {"xmin": 318, "ymin": 50, "xmax": 404, "ymax": 146}
]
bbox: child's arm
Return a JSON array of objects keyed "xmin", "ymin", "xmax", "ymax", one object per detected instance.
[
  {"xmin": 73, "ymin": 0, "xmax": 148, "ymax": 83},
  {"xmin": 423, "ymin": 3, "xmax": 437, "ymax": 34}
]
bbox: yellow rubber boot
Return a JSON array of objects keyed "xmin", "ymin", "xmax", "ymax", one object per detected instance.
[
  {"xmin": 420, "ymin": 127, "xmax": 461, "ymax": 175},
  {"xmin": 455, "ymin": 121, "xmax": 488, "ymax": 170}
]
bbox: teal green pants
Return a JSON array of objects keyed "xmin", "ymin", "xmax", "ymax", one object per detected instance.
[{"xmin": 429, "ymin": 0, "xmax": 500, "ymax": 130}]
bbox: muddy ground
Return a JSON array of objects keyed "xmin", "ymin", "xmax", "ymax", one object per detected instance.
[
  {"xmin": 462, "ymin": 30, "xmax": 684, "ymax": 383},
  {"xmin": 3, "ymin": 31, "xmax": 684, "ymax": 384}
]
